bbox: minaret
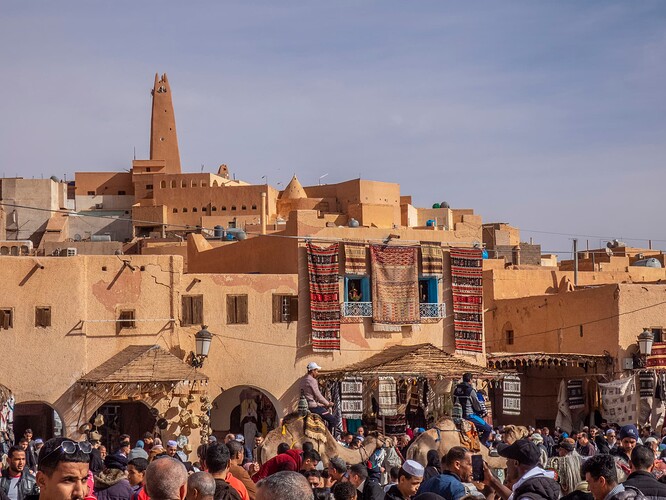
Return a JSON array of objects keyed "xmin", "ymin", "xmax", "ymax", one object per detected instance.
[{"xmin": 150, "ymin": 73, "xmax": 181, "ymax": 174}]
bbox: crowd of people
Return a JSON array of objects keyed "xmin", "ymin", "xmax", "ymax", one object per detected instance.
[{"xmin": 5, "ymin": 365, "xmax": 666, "ymax": 500}]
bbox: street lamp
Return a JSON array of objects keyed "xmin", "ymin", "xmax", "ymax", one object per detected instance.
[
  {"xmin": 638, "ymin": 328, "xmax": 655, "ymax": 357},
  {"xmin": 190, "ymin": 325, "xmax": 213, "ymax": 368}
]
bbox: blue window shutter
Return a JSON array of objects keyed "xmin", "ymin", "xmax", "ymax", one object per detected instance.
[
  {"xmin": 428, "ymin": 277, "xmax": 438, "ymax": 303},
  {"xmin": 361, "ymin": 277, "xmax": 371, "ymax": 301},
  {"xmin": 344, "ymin": 276, "xmax": 350, "ymax": 302}
]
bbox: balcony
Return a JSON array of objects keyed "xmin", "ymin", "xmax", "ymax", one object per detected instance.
[
  {"xmin": 419, "ymin": 303, "xmax": 446, "ymax": 319},
  {"xmin": 341, "ymin": 302, "xmax": 373, "ymax": 318}
]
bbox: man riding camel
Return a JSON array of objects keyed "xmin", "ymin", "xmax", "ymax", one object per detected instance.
[
  {"xmin": 453, "ymin": 373, "xmax": 492, "ymax": 446},
  {"xmin": 299, "ymin": 362, "xmax": 338, "ymax": 433}
]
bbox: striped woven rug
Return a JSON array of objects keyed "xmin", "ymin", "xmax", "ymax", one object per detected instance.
[
  {"xmin": 450, "ymin": 247, "xmax": 484, "ymax": 353},
  {"xmin": 306, "ymin": 242, "xmax": 341, "ymax": 351}
]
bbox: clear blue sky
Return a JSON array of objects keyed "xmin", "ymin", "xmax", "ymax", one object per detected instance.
[{"xmin": 1, "ymin": 1, "xmax": 664, "ymax": 254}]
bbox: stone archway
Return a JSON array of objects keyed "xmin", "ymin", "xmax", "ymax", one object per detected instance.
[
  {"xmin": 89, "ymin": 400, "xmax": 156, "ymax": 451},
  {"xmin": 14, "ymin": 401, "xmax": 64, "ymax": 441},
  {"xmin": 210, "ymin": 386, "xmax": 281, "ymax": 441}
]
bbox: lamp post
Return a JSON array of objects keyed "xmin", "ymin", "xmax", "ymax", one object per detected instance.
[
  {"xmin": 190, "ymin": 325, "xmax": 213, "ymax": 368},
  {"xmin": 638, "ymin": 328, "xmax": 654, "ymax": 357}
]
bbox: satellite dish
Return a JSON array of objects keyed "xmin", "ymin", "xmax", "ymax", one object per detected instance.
[{"xmin": 74, "ymin": 233, "xmax": 82, "ymax": 242}]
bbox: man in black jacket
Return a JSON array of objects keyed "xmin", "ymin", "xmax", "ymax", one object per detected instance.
[
  {"xmin": 0, "ymin": 446, "xmax": 39, "ymax": 500},
  {"xmin": 349, "ymin": 463, "xmax": 385, "ymax": 500},
  {"xmin": 623, "ymin": 445, "xmax": 666, "ymax": 500},
  {"xmin": 452, "ymin": 373, "xmax": 492, "ymax": 445},
  {"xmin": 483, "ymin": 440, "xmax": 560, "ymax": 500}
]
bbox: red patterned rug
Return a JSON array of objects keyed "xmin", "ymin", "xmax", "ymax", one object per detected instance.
[
  {"xmin": 370, "ymin": 245, "xmax": 419, "ymax": 331},
  {"xmin": 450, "ymin": 247, "xmax": 484, "ymax": 353},
  {"xmin": 306, "ymin": 242, "xmax": 341, "ymax": 351}
]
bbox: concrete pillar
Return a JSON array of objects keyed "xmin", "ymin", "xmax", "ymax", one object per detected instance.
[{"xmin": 261, "ymin": 192, "xmax": 267, "ymax": 235}]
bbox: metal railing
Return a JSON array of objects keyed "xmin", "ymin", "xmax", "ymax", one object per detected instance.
[
  {"xmin": 419, "ymin": 303, "xmax": 446, "ymax": 318},
  {"xmin": 341, "ymin": 302, "xmax": 373, "ymax": 317}
]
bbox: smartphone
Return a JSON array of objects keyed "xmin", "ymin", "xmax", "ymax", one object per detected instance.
[{"xmin": 472, "ymin": 454, "xmax": 484, "ymax": 482}]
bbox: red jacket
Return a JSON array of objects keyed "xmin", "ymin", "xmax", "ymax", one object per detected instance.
[{"xmin": 252, "ymin": 450, "xmax": 302, "ymax": 482}]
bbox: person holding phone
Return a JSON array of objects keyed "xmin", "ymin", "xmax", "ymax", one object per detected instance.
[{"xmin": 417, "ymin": 447, "xmax": 471, "ymax": 500}]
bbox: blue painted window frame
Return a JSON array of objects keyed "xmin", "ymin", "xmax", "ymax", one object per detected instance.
[
  {"xmin": 344, "ymin": 275, "xmax": 371, "ymax": 302},
  {"xmin": 418, "ymin": 277, "xmax": 438, "ymax": 304}
]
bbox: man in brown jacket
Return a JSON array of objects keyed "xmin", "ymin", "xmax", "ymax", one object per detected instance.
[{"xmin": 226, "ymin": 440, "xmax": 256, "ymax": 500}]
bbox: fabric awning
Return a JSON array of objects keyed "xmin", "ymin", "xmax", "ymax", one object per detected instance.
[
  {"xmin": 79, "ymin": 345, "xmax": 208, "ymax": 385},
  {"xmin": 487, "ymin": 352, "xmax": 611, "ymax": 370},
  {"xmin": 319, "ymin": 343, "xmax": 503, "ymax": 380}
]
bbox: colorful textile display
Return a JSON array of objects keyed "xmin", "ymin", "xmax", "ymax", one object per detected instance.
[
  {"xmin": 639, "ymin": 371, "xmax": 655, "ymax": 398},
  {"xmin": 378, "ymin": 376, "xmax": 398, "ymax": 416},
  {"xmin": 567, "ymin": 380, "xmax": 585, "ymax": 409},
  {"xmin": 450, "ymin": 247, "xmax": 484, "ymax": 353},
  {"xmin": 502, "ymin": 375, "xmax": 521, "ymax": 416},
  {"xmin": 306, "ymin": 242, "xmax": 341, "ymax": 351},
  {"xmin": 328, "ymin": 381, "xmax": 344, "ymax": 438},
  {"xmin": 648, "ymin": 343, "xmax": 666, "ymax": 369},
  {"xmin": 599, "ymin": 377, "xmax": 637, "ymax": 425},
  {"xmin": 384, "ymin": 414, "xmax": 406, "ymax": 436},
  {"xmin": 340, "ymin": 377, "xmax": 364, "ymax": 420},
  {"xmin": 420, "ymin": 242, "xmax": 444, "ymax": 276},
  {"xmin": 370, "ymin": 245, "xmax": 420, "ymax": 331},
  {"xmin": 344, "ymin": 242, "xmax": 367, "ymax": 275}
]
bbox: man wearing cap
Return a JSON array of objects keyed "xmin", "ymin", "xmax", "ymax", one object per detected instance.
[
  {"xmin": 550, "ymin": 438, "xmax": 581, "ymax": 496},
  {"xmin": 385, "ymin": 460, "xmax": 424, "ymax": 499},
  {"xmin": 417, "ymin": 447, "xmax": 471, "ymax": 500},
  {"xmin": 606, "ymin": 429, "xmax": 618, "ymax": 451},
  {"xmin": 452, "ymin": 373, "xmax": 492, "ymax": 446},
  {"xmin": 300, "ymin": 362, "xmax": 337, "ymax": 432},
  {"xmin": 623, "ymin": 444, "xmax": 666, "ymax": 498},
  {"xmin": 167, "ymin": 441, "xmax": 179, "ymax": 459},
  {"xmin": 611, "ymin": 425, "xmax": 639, "ymax": 471},
  {"xmin": 484, "ymin": 439, "xmax": 559, "ymax": 500}
]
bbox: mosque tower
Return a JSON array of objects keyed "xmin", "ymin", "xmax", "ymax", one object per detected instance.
[{"xmin": 150, "ymin": 73, "xmax": 181, "ymax": 174}]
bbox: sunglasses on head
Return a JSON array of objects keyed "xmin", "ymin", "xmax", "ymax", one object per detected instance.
[{"xmin": 40, "ymin": 440, "xmax": 93, "ymax": 462}]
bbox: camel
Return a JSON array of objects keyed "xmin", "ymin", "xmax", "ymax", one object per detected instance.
[
  {"xmin": 406, "ymin": 417, "xmax": 507, "ymax": 470},
  {"xmin": 501, "ymin": 424, "xmax": 529, "ymax": 444},
  {"xmin": 260, "ymin": 412, "xmax": 383, "ymax": 466}
]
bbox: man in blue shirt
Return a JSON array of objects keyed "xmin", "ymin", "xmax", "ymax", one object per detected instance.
[{"xmin": 417, "ymin": 447, "xmax": 471, "ymax": 500}]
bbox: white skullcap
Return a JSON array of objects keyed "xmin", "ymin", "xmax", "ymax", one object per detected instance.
[{"xmin": 402, "ymin": 459, "xmax": 424, "ymax": 477}]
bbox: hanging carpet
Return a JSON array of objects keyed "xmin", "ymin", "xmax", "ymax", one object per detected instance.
[
  {"xmin": 599, "ymin": 377, "xmax": 637, "ymax": 425},
  {"xmin": 567, "ymin": 379, "xmax": 585, "ymax": 409},
  {"xmin": 370, "ymin": 245, "xmax": 419, "ymax": 331},
  {"xmin": 639, "ymin": 371, "xmax": 655, "ymax": 399},
  {"xmin": 420, "ymin": 242, "xmax": 444, "ymax": 276},
  {"xmin": 344, "ymin": 242, "xmax": 367, "ymax": 275},
  {"xmin": 340, "ymin": 377, "xmax": 364, "ymax": 420},
  {"xmin": 306, "ymin": 242, "xmax": 341, "ymax": 351},
  {"xmin": 502, "ymin": 375, "xmax": 521, "ymax": 416},
  {"xmin": 648, "ymin": 343, "xmax": 666, "ymax": 369},
  {"xmin": 450, "ymin": 247, "xmax": 484, "ymax": 353},
  {"xmin": 378, "ymin": 376, "xmax": 398, "ymax": 416}
]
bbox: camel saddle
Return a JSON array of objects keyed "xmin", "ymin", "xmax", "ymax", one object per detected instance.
[
  {"xmin": 434, "ymin": 417, "xmax": 481, "ymax": 452},
  {"xmin": 303, "ymin": 413, "xmax": 328, "ymax": 444}
]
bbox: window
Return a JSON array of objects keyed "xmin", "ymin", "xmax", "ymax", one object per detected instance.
[
  {"xmin": 182, "ymin": 180, "xmax": 187, "ymax": 188},
  {"xmin": 87, "ymin": 191, "xmax": 95, "ymax": 196},
  {"xmin": 192, "ymin": 207, "xmax": 198, "ymax": 212},
  {"xmin": 173, "ymin": 208, "xmax": 178, "ymax": 213},
  {"xmin": 241, "ymin": 205, "xmax": 247, "ymax": 210},
  {"xmin": 0, "ymin": 309, "xmax": 13, "ymax": 329},
  {"xmin": 344, "ymin": 276, "xmax": 370, "ymax": 302},
  {"xmin": 506, "ymin": 330, "xmax": 514, "ymax": 345},
  {"xmin": 273, "ymin": 295, "xmax": 298, "ymax": 323},
  {"xmin": 212, "ymin": 206, "xmax": 217, "ymax": 212},
  {"xmin": 146, "ymin": 184, "xmax": 153, "ymax": 190},
  {"xmin": 160, "ymin": 181, "xmax": 167, "ymax": 188},
  {"xmin": 201, "ymin": 181, "xmax": 208, "ymax": 187},
  {"xmin": 191, "ymin": 180, "xmax": 197, "ymax": 187},
  {"xmin": 231, "ymin": 205, "xmax": 237, "ymax": 211},
  {"xmin": 653, "ymin": 328, "xmax": 664, "ymax": 343},
  {"xmin": 251, "ymin": 204, "xmax": 257, "ymax": 210},
  {"xmin": 182, "ymin": 295, "xmax": 204, "ymax": 326},
  {"xmin": 118, "ymin": 190, "xmax": 126, "ymax": 195},
  {"xmin": 118, "ymin": 310, "xmax": 136, "ymax": 331},
  {"xmin": 183, "ymin": 208, "xmax": 188, "ymax": 213},
  {"xmin": 171, "ymin": 180, "xmax": 177, "ymax": 188},
  {"xmin": 227, "ymin": 295, "xmax": 248, "ymax": 324},
  {"xmin": 35, "ymin": 307, "xmax": 51, "ymax": 328},
  {"xmin": 418, "ymin": 277, "xmax": 438, "ymax": 303},
  {"xmin": 222, "ymin": 206, "xmax": 227, "ymax": 211},
  {"xmin": 202, "ymin": 207, "xmax": 207, "ymax": 212}
]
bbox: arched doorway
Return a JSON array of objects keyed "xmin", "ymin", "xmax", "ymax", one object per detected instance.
[
  {"xmin": 13, "ymin": 402, "xmax": 64, "ymax": 441},
  {"xmin": 210, "ymin": 386, "xmax": 280, "ymax": 441},
  {"xmin": 90, "ymin": 401, "xmax": 156, "ymax": 451}
]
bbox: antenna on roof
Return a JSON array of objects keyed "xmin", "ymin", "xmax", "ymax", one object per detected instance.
[{"xmin": 201, "ymin": 164, "xmax": 204, "ymax": 172}]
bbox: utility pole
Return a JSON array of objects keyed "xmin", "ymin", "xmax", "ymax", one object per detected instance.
[{"xmin": 573, "ymin": 238, "xmax": 578, "ymax": 286}]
